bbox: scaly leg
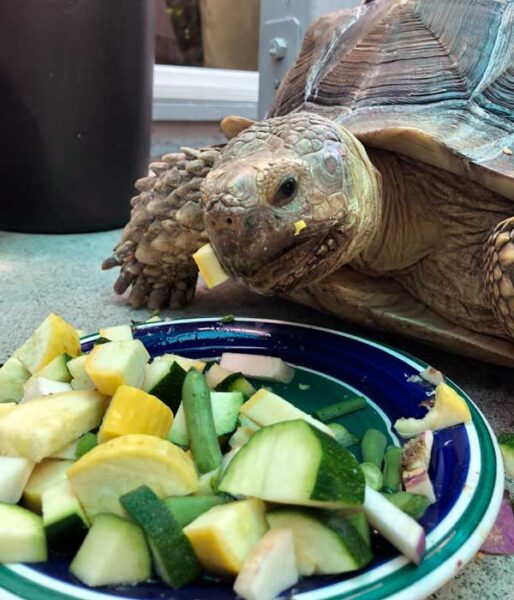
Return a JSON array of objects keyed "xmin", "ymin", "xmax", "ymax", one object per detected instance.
[
  {"xmin": 102, "ymin": 146, "xmax": 220, "ymax": 309},
  {"xmin": 483, "ymin": 217, "xmax": 514, "ymax": 338}
]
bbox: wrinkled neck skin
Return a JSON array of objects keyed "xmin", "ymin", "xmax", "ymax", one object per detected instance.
[{"xmin": 202, "ymin": 113, "xmax": 384, "ymax": 294}]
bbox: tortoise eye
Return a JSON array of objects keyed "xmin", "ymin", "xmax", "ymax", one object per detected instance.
[{"xmin": 273, "ymin": 177, "xmax": 298, "ymax": 206}]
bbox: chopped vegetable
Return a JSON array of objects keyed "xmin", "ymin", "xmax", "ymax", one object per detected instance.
[
  {"xmin": 313, "ymin": 397, "xmax": 367, "ymax": 422},
  {"xmin": 143, "ymin": 360, "xmax": 186, "ymax": 413},
  {"xmin": 401, "ymin": 431, "xmax": 436, "ymax": 503},
  {"xmin": 383, "ymin": 492, "xmax": 432, "ymax": 521},
  {"xmin": 382, "ymin": 446, "xmax": 402, "ymax": 493},
  {"xmin": 233, "ymin": 528, "xmax": 299, "ymax": 600},
  {"xmin": 98, "ymin": 325, "xmax": 133, "ymax": 341},
  {"xmin": 267, "ymin": 508, "xmax": 372, "ymax": 575},
  {"xmin": 361, "ymin": 429, "xmax": 387, "ymax": 469},
  {"xmin": 0, "ymin": 456, "xmax": 35, "ymax": 504},
  {"xmin": 0, "ymin": 391, "xmax": 108, "ymax": 462},
  {"xmin": 294, "ymin": 219, "xmax": 307, "ymax": 235},
  {"xmin": 0, "ymin": 357, "xmax": 30, "ymax": 403},
  {"xmin": 75, "ymin": 432, "xmax": 97, "ymax": 458},
  {"xmin": 480, "ymin": 491, "xmax": 514, "ymax": 555},
  {"xmin": 328, "ymin": 423, "xmax": 358, "ymax": 448},
  {"xmin": 360, "ymin": 462, "xmax": 383, "ymax": 491},
  {"xmin": 121, "ymin": 485, "xmax": 201, "ymax": 588},
  {"xmin": 420, "ymin": 366, "xmax": 444, "ymax": 386},
  {"xmin": 68, "ymin": 434, "xmax": 198, "ymax": 519},
  {"xmin": 70, "ymin": 512, "xmax": 150, "ymax": 586},
  {"xmin": 184, "ymin": 498, "xmax": 268, "ymax": 576},
  {"xmin": 193, "ymin": 242, "xmax": 230, "ymax": 289},
  {"xmin": 182, "ymin": 369, "xmax": 223, "ymax": 474},
  {"xmin": 364, "ymin": 486, "xmax": 425, "ymax": 564},
  {"xmin": 164, "ymin": 495, "xmax": 231, "ymax": 528},
  {"xmin": 50, "ymin": 438, "xmax": 79, "ymax": 460},
  {"xmin": 220, "ymin": 314, "xmax": 235, "ymax": 324},
  {"xmin": 23, "ymin": 459, "xmax": 74, "ymax": 513},
  {"xmin": 220, "ymin": 352, "xmax": 294, "ymax": 384},
  {"xmin": 67, "ymin": 355, "xmax": 95, "ymax": 391},
  {"xmin": 219, "ymin": 420, "xmax": 364, "ymax": 509},
  {"xmin": 97, "ymin": 385, "xmax": 173, "ymax": 443},
  {"xmin": 36, "ymin": 353, "xmax": 72, "ymax": 383},
  {"xmin": 0, "ymin": 503, "xmax": 47, "ymax": 563},
  {"xmin": 205, "ymin": 363, "xmax": 233, "ymax": 389},
  {"xmin": 15, "ymin": 313, "xmax": 80, "ymax": 374},
  {"xmin": 394, "ymin": 382, "xmax": 471, "ymax": 437},
  {"xmin": 498, "ymin": 432, "xmax": 514, "ymax": 479},
  {"xmin": 154, "ymin": 353, "xmax": 206, "ymax": 373},
  {"xmin": 21, "ymin": 376, "xmax": 72, "ymax": 402},
  {"xmin": 215, "ymin": 372, "xmax": 256, "ymax": 398}
]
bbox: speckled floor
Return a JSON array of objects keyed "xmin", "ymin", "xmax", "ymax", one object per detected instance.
[{"xmin": 0, "ymin": 229, "xmax": 513, "ymax": 600}]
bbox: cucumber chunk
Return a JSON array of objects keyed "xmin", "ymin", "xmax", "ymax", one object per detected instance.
[
  {"xmin": 219, "ymin": 419, "xmax": 364, "ymax": 509},
  {"xmin": 37, "ymin": 353, "xmax": 72, "ymax": 383},
  {"xmin": 170, "ymin": 391, "xmax": 244, "ymax": 446},
  {"xmin": 143, "ymin": 360, "xmax": 186, "ymax": 413},
  {"xmin": 0, "ymin": 503, "xmax": 47, "ymax": 563},
  {"xmin": 121, "ymin": 485, "xmax": 201, "ymax": 588},
  {"xmin": 267, "ymin": 508, "xmax": 372, "ymax": 575},
  {"xmin": 70, "ymin": 512, "xmax": 150, "ymax": 586},
  {"xmin": 0, "ymin": 358, "xmax": 30, "ymax": 403},
  {"xmin": 42, "ymin": 479, "xmax": 89, "ymax": 552},
  {"xmin": 164, "ymin": 495, "xmax": 231, "ymax": 528}
]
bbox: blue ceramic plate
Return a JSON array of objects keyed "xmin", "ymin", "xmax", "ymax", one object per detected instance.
[{"xmin": 0, "ymin": 318, "xmax": 504, "ymax": 600}]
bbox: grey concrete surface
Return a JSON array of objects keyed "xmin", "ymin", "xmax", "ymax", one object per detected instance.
[{"xmin": 0, "ymin": 229, "xmax": 512, "ymax": 599}]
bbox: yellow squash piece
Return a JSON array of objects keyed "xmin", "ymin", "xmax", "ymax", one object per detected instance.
[
  {"xmin": 15, "ymin": 313, "xmax": 81, "ymax": 374},
  {"xmin": 23, "ymin": 458, "xmax": 74, "ymax": 513},
  {"xmin": 68, "ymin": 434, "xmax": 198, "ymax": 520},
  {"xmin": 154, "ymin": 353, "xmax": 206, "ymax": 373},
  {"xmin": 97, "ymin": 385, "xmax": 173, "ymax": 443},
  {"xmin": 294, "ymin": 220, "xmax": 307, "ymax": 235},
  {"xmin": 184, "ymin": 498, "xmax": 268, "ymax": 576},
  {"xmin": 0, "ymin": 391, "xmax": 109, "ymax": 462},
  {"xmin": 193, "ymin": 243, "xmax": 230, "ymax": 289},
  {"xmin": 395, "ymin": 382, "xmax": 472, "ymax": 438},
  {"xmin": 85, "ymin": 340, "xmax": 150, "ymax": 395}
]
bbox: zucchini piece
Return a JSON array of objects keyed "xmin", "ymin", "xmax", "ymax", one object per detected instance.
[
  {"xmin": 70, "ymin": 512, "xmax": 150, "ymax": 586},
  {"xmin": 68, "ymin": 434, "xmax": 198, "ymax": 520},
  {"xmin": 267, "ymin": 508, "xmax": 372, "ymax": 575},
  {"xmin": 184, "ymin": 498, "xmax": 268, "ymax": 576},
  {"xmin": 164, "ymin": 495, "xmax": 231, "ymax": 528},
  {"xmin": 233, "ymin": 528, "xmax": 298, "ymax": 600},
  {"xmin": 98, "ymin": 325, "xmax": 133, "ymax": 341},
  {"xmin": 75, "ymin": 432, "xmax": 97, "ymax": 458},
  {"xmin": 360, "ymin": 462, "xmax": 383, "ymax": 491},
  {"xmin": 22, "ymin": 376, "xmax": 73, "ymax": 402},
  {"xmin": 23, "ymin": 458, "xmax": 74, "ymax": 513},
  {"xmin": 169, "ymin": 391, "xmax": 244, "ymax": 446},
  {"xmin": 154, "ymin": 353, "xmax": 206, "ymax": 373},
  {"xmin": 240, "ymin": 388, "xmax": 334, "ymax": 437},
  {"xmin": 219, "ymin": 352, "xmax": 294, "ymax": 384},
  {"xmin": 85, "ymin": 340, "xmax": 150, "ymax": 396},
  {"xmin": 328, "ymin": 423, "xmax": 358, "ymax": 447},
  {"xmin": 42, "ymin": 479, "xmax": 89, "ymax": 552},
  {"xmin": 215, "ymin": 372, "xmax": 256, "ymax": 398},
  {"xmin": 143, "ymin": 360, "xmax": 186, "ymax": 413},
  {"xmin": 67, "ymin": 355, "xmax": 96, "ymax": 391},
  {"xmin": 0, "ymin": 357, "xmax": 30, "ymax": 403},
  {"xmin": 205, "ymin": 363, "xmax": 233, "ymax": 389},
  {"xmin": 50, "ymin": 439, "xmax": 79, "ymax": 460},
  {"xmin": 219, "ymin": 420, "xmax": 364, "ymax": 509},
  {"xmin": 0, "ymin": 503, "xmax": 47, "ymax": 563},
  {"xmin": 182, "ymin": 369, "xmax": 222, "ymax": 474},
  {"xmin": 0, "ymin": 456, "xmax": 35, "ymax": 504},
  {"xmin": 121, "ymin": 485, "xmax": 201, "ymax": 588},
  {"xmin": 345, "ymin": 511, "xmax": 370, "ymax": 546},
  {"xmin": 383, "ymin": 492, "xmax": 432, "ymax": 521},
  {"xmin": 36, "ymin": 353, "xmax": 72, "ymax": 383}
]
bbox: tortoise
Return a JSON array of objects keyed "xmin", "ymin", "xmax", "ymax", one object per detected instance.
[{"xmin": 103, "ymin": 0, "xmax": 514, "ymax": 366}]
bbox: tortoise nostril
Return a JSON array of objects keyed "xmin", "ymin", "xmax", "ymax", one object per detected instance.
[{"xmin": 226, "ymin": 217, "xmax": 233, "ymax": 225}]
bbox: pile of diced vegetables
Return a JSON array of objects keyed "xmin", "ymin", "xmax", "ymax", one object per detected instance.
[{"xmin": 0, "ymin": 313, "xmax": 496, "ymax": 600}]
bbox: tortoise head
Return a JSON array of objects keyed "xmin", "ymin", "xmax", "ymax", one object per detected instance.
[{"xmin": 201, "ymin": 112, "xmax": 382, "ymax": 294}]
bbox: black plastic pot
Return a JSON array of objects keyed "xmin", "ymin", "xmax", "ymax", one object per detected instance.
[{"xmin": 0, "ymin": 0, "xmax": 154, "ymax": 233}]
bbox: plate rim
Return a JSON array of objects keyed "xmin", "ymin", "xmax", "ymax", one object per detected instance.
[{"xmin": 0, "ymin": 316, "xmax": 504, "ymax": 600}]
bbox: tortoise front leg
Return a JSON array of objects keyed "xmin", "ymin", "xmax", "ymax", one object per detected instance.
[
  {"xmin": 103, "ymin": 146, "xmax": 220, "ymax": 310},
  {"xmin": 483, "ymin": 218, "xmax": 514, "ymax": 338}
]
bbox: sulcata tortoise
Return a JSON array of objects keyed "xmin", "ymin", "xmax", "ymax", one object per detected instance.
[{"xmin": 104, "ymin": 0, "xmax": 514, "ymax": 366}]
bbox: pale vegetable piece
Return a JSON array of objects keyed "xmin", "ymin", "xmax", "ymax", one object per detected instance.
[
  {"xmin": 0, "ymin": 456, "xmax": 35, "ymax": 503},
  {"xmin": 99, "ymin": 324, "xmax": 134, "ymax": 341},
  {"xmin": 97, "ymin": 385, "xmax": 173, "ymax": 443},
  {"xmin": 193, "ymin": 242, "xmax": 230, "ymax": 289},
  {"xmin": 70, "ymin": 513, "xmax": 151, "ymax": 586},
  {"xmin": 401, "ymin": 431, "xmax": 436, "ymax": 503},
  {"xmin": 364, "ymin": 486, "xmax": 425, "ymax": 564},
  {"xmin": 205, "ymin": 363, "xmax": 233, "ymax": 389},
  {"xmin": 228, "ymin": 422, "xmax": 260, "ymax": 449},
  {"xmin": 0, "ymin": 357, "xmax": 30, "ymax": 403},
  {"xmin": 184, "ymin": 498, "xmax": 268, "ymax": 576},
  {"xmin": 15, "ymin": 313, "xmax": 81, "ymax": 374},
  {"xmin": 233, "ymin": 528, "xmax": 299, "ymax": 600},
  {"xmin": 0, "ymin": 503, "xmax": 47, "ymax": 563},
  {"xmin": 0, "ymin": 402, "xmax": 16, "ymax": 419},
  {"xmin": 394, "ymin": 382, "xmax": 471, "ymax": 438},
  {"xmin": 153, "ymin": 353, "xmax": 206, "ymax": 373},
  {"xmin": 68, "ymin": 355, "xmax": 96, "ymax": 391},
  {"xmin": 294, "ymin": 219, "xmax": 307, "ymax": 236},
  {"xmin": 68, "ymin": 434, "xmax": 198, "ymax": 520},
  {"xmin": 50, "ymin": 439, "xmax": 79, "ymax": 460},
  {"xmin": 420, "ymin": 366, "xmax": 444, "ymax": 386},
  {"xmin": 220, "ymin": 352, "xmax": 294, "ymax": 384},
  {"xmin": 0, "ymin": 391, "xmax": 108, "ymax": 462},
  {"xmin": 240, "ymin": 388, "xmax": 334, "ymax": 437},
  {"xmin": 36, "ymin": 353, "xmax": 72, "ymax": 383},
  {"xmin": 0, "ymin": 403, "xmax": 20, "ymax": 457},
  {"xmin": 85, "ymin": 339, "xmax": 150, "ymax": 395},
  {"xmin": 21, "ymin": 376, "xmax": 73, "ymax": 403},
  {"xmin": 23, "ymin": 459, "xmax": 74, "ymax": 512}
]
